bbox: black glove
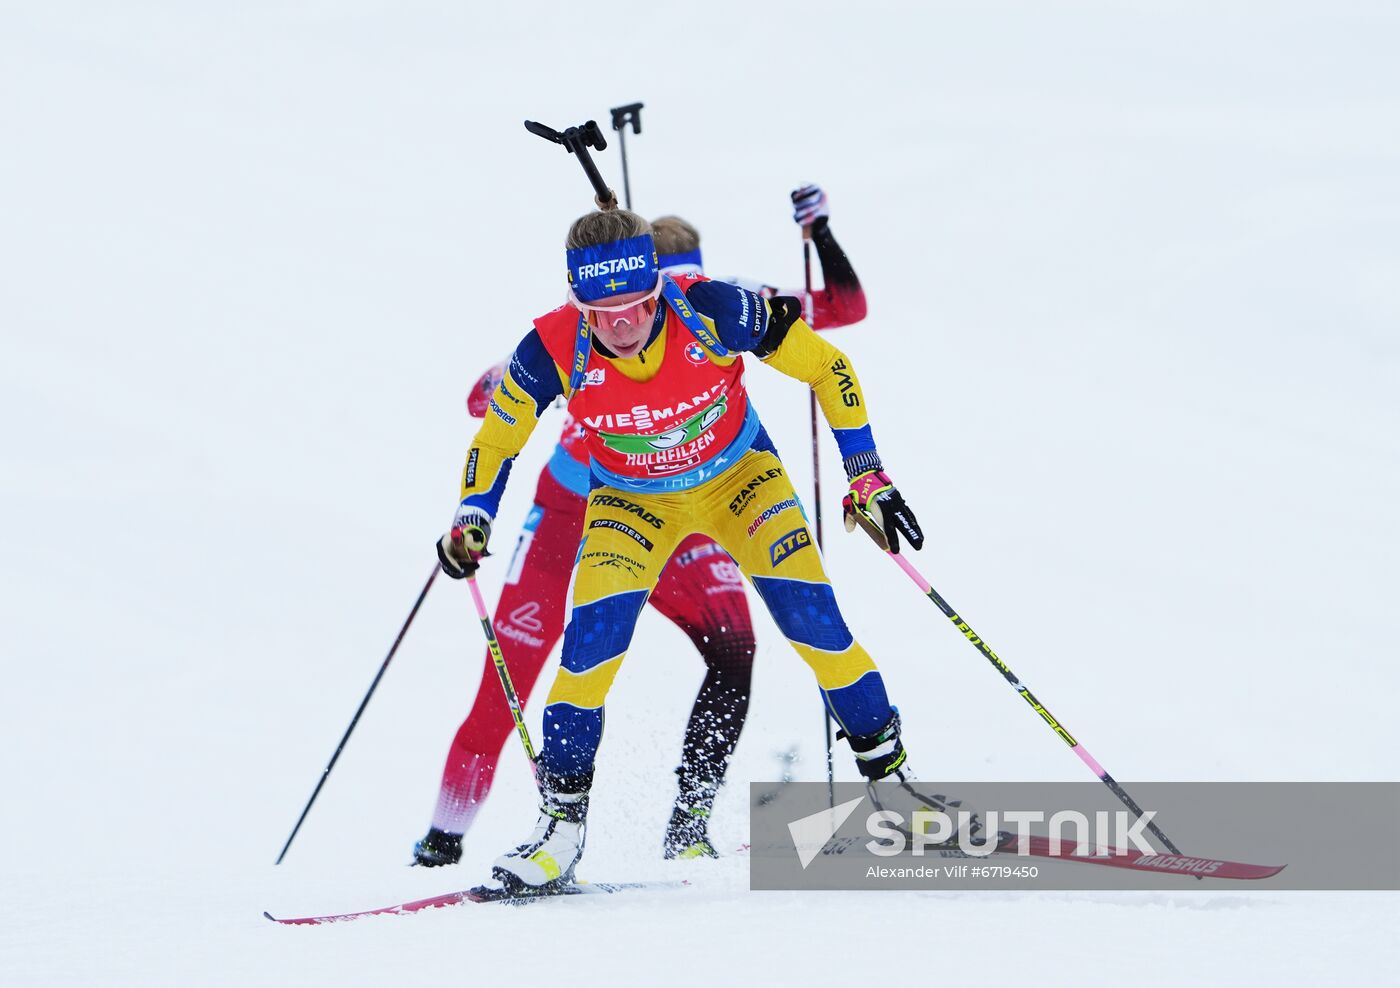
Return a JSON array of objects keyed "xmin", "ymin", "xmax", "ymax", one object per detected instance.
[{"xmin": 436, "ymin": 507, "xmax": 492, "ymax": 579}]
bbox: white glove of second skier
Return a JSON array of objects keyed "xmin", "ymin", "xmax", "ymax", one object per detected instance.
[{"xmin": 791, "ymin": 184, "xmax": 830, "ymax": 227}]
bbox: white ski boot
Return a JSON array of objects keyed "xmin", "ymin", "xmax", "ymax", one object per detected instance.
[{"xmin": 493, "ymin": 775, "xmax": 590, "ymax": 892}]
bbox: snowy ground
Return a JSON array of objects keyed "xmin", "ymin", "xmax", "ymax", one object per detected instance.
[{"xmin": 3, "ymin": 1, "xmax": 1398, "ymax": 984}]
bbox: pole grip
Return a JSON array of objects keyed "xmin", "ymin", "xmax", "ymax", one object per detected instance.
[
  {"xmin": 524, "ymin": 118, "xmax": 618, "ymax": 208},
  {"xmin": 609, "ymin": 101, "xmax": 644, "ymax": 135}
]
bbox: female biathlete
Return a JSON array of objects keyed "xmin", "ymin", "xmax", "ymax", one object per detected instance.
[
  {"xmin": 436, "ymin": 196, "xmax": 942, "ymax": 893},
  {"xmin": 415, "ymin": 186, "xmax": 867, "ymax": 865}
]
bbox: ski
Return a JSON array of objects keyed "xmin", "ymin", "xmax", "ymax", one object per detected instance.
[
  {"xmin": 746, "ymin": 836, "xmax": 1284, "ymax": 881},
  {"xmin": 962, "ymin": 832, "xmax": 1286, "ymax": 880},
  {"xmin": 264, "ymin": 879, "xmax": 688, "ymax": 925}
]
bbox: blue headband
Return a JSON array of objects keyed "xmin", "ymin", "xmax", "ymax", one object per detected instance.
[
  {"xmin": 566, "ymin": 234, "xmax": 659, "ymax": 303},
  {"xmin": 658, "ymin": 248, "xmax": 703, "ymax": 273}
]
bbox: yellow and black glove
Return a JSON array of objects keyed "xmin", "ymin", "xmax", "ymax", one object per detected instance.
[{"xmin": 435, "ymin": 506, "xmax": 492, "ymax": 579}]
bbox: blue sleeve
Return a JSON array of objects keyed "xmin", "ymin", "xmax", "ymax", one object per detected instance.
[
  {"xmin": 507, "ymin": 329, "xmax": 565, "ymax": 413},
  {"xmin": 831, "ymin": 424, "xmax": 877, "ymax": 461},
  {"xmin": 684, "ymin": 281, "xmax": 771, "ymax": 354},
  {"xmin": 462, "ymin": 458, "xmax": 514, "ymax": 516},
  {"xmin": 454, "ymin": 329, "xmax": 562, "ymax": 519}
]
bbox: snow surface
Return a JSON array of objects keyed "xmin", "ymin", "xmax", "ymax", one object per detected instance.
[{"xmin": 2, "ymin": 1, "xmax": 1398, "ymax": 984}]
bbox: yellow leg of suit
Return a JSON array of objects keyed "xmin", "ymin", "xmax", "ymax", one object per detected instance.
[
  {"xmin": 538, "ymin": 489, "xmax": 686, "ymax": 775},
  {"xmin": 695, "ymin": 451, "xmax": 885, "ymax": 722},
  {"xmin": 537, "ymin": 450, "xmax": 894, "ymax": 777}
]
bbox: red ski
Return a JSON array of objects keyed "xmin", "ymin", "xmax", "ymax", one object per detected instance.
[
  {"xmin": 744, "ymin": 837, "xmax": 1285, "ymax": 881},
  {"xmin": 264, "ymin": 879, "xmax": 688, "ymax": 925},
  {"xmin": 993, "ymin": 833, "xmax": 1285, "ymax": 880}
]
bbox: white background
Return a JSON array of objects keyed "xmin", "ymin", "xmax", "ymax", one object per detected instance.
[{"xmin": 2, "ymin": 1, "xmax": 1396, "ymax": 984}]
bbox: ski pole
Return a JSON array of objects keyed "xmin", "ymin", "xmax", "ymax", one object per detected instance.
[
  {"xmin": 609, "ymin": 102, "xmax": 644, "ymax": 210},
  {"xmin": 275, "ymin": 566, "xmax": 439, "ymax": 864},
  {"xmin": 884, "ymin": 551, "xmax": 1188, "ymax": 856},
  {"xmin": 465, "ymin": 571, "xmax": 537, "ymax": 764},
  {"xmin": 801, "ymin": 224, "xmax": 836, "ymax": 808},
  {"xmin": 803, "ymin": 228, "xmax": 823, "ymax": 550},
  {"xmin": 524, "ymin": 117, "xmax": 617, "ymax": 207}
]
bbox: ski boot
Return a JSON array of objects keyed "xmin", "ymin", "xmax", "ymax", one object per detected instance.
[
  {"xmin": 413, "ymin": 827, "xmax": 463, "ymax": 867},
  {"xmin": 492, "ymin": 771, "xmax": 590, "ymax": 892},
  {"xmin": 663, "ymin": 770, "xmax": 720, "ymax": 859},
  {"xmin": 846, "ymin": 711, "xmax": 983, "ymax": 846}
]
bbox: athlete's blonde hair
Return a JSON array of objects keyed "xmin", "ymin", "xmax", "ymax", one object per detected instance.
[
  {"xmin": 566, "ymin": 205, "xmax": 651, "ymax": 250},
  {"xmin": 650, "ymin": 215, "xmax": 701, "ymax": 255}
]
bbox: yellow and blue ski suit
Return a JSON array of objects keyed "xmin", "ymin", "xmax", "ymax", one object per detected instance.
[{"xmin": 458, "ymin": 275, "xmax": 899, "ymax": 776}]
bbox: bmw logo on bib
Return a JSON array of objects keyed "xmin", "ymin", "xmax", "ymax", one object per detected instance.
[{"xmin": 684, "ymin": 341, "xmax": 708, "ymax": 365}]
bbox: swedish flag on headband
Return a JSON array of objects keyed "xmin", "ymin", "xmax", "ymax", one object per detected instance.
[{"xmin": 566, "ymin": 235, "xmax": 659, "ymax": 302}]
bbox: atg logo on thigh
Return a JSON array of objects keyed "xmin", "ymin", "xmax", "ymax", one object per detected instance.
[{"xmin": 769, "ymin": 528, "xmax": 812, "ymax": 566}]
